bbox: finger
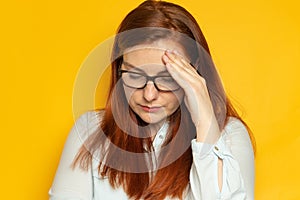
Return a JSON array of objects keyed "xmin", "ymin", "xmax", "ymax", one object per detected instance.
[
  {"xmin": 164, "ymin": 50, "xmax": 199, "ymax": 76},
  {"xmin": 163, "ymin": 59, "xmax": 197, "ymax": 85},
  {"xmin": 164, "ymin": 50, "xmax": 188, "ymax": 69},
  {"xmin": 164, "ymin": 53, "xmax": 208, "ymax": 93},
  {"xmin": 165, "ymin": 62, "xmax": 191, "ymax": 89}
]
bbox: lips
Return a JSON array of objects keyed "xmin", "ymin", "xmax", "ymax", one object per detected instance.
[{"xmin": 140, "ymin": 105, "xmax": 162, "ymax": 112}]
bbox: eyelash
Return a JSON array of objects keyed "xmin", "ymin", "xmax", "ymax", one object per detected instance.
[{"xmin": 128, "ymin": 73, "xmax": 142, "ymax": 79}]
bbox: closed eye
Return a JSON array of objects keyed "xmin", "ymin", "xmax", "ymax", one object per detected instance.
[
  {"xmin": 160, "ymin": 77, "xmax": 175, "ymax": 82},
  {"xmin": 128, "ymin": 73, "xmax": 143, "ymax": 79}
]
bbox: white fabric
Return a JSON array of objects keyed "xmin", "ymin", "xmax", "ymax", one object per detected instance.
[{"xmin": 49, "ymin": 111, "xmax": 254, "ymax": 200}]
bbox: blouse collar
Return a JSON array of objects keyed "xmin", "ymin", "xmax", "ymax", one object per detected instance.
[{"xmin": 152, "ymin": 122, "xmax": 169, "ymax": 150}]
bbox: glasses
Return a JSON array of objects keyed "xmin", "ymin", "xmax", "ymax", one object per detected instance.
[{"xmin": 118, "ymin": 69, "xmax": 181, "ymax": 92}]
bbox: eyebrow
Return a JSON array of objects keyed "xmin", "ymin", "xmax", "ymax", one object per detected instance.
[{"xmin": 122, "ymin": 61, "xmax": 169, "ymax": 75}]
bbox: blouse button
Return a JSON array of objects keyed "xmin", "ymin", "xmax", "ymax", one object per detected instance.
[
  {"xmin": 214, "ymin": 146, "xmax": 219, "ymax": 151},
  {"xmin": 159, "ymin": 135, "xmax": 164, "ymax": 139}
]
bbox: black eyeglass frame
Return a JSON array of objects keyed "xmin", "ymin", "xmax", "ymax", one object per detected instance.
[{"xmin": 118, "ymin": 69, "xmax": 181, "ymax": 92}]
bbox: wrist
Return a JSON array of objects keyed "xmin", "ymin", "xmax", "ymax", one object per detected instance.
[{"xmin": 195, "ymin": 118, "xmax": 221, "ymax": 144}]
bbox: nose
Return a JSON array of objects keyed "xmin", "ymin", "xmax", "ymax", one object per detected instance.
[{"xmin": 143, "ymin": 81, "xmax": 159, "ymax": 102}]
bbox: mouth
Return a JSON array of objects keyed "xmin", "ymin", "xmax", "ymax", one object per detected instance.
[{"xmin": 140, "ymin": 105, "xmax": 162, "ymax": 113}]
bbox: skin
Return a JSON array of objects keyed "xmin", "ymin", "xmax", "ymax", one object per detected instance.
[
  {"xmin": 122, "ymin": 40, "xmax": 223, "ymax": 191},
  {"xmin": 163, "ymin": 48, "xmax": 223, "ymax": 191},
  {"xmin": 122, "ymin": 41, "xmax": 186, "ymax": 132}
]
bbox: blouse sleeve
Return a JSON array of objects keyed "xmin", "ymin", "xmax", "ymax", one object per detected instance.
[
  {"xmin": 187, "ymin": 118, "xmax": 255, "ymax": 200},
  {"xmin": 49, "ymin": 111, "xmax": 100, "ymax": 200}
]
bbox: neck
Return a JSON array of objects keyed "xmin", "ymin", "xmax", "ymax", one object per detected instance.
[{"xmin": 148, "ymin": 120, "xmax": 166, "ymax": 141}]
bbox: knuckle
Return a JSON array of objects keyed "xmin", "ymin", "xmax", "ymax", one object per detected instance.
[{"xmin": 200, "ymin": 76, "xmax": 206, "ymax": 84}]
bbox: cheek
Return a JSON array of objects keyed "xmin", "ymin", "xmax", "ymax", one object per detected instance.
[
  {"xmin": 123, "ymin": 86, "xmax": 140, "ymax": 105},
  {"xmin": 174, "ymin": 90, "xmax": 185, "ymax": 103},
  {"xmin": 177, "ymin": 91, "xmax": 185, "ymax": 104},
  {"xmin": 166, "ymin": 90, "xmax": 184, "ymax": 109},
  {"xmin": 123, "ymin": 86, "xmax": 133, "ymax": 101}
]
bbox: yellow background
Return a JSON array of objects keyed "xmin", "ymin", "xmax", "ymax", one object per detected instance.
[{"xmin": 1, "ymin": 0, "xmax": 299, "ymax": 199}]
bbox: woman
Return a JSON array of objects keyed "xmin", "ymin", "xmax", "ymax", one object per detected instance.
[{"xmin": 49, "ymin": 0, "xmax": 255, "ymax": 199}]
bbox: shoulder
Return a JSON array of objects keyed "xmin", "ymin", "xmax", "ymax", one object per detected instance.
[
  {"xmin": 75, "ymin": 109, "xmax": 104, "ymax": 125},
  {"xmin": 222, "ymin": 117, "xmax": 253, "ymax": 152},
  {"xmin": 223, "ymin": 117, "xmax": 248, "ymax": 133},
  {"xmin": 74, "ymin": 109, "xmax": 105, "ymax": 128},
  {"xmin": 72, "ymin": 109, "xmax": 105, "ymax": 142}
]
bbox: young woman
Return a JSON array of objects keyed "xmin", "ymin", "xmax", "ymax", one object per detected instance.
[{"xmin": 49, "ymin": 1, "xmax": 255, "ymax": 199}]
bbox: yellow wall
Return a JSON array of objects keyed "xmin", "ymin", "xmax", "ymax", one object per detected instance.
[{"xmin": 1, "ymin": 0, "xmax": 299, "ymax": 199}]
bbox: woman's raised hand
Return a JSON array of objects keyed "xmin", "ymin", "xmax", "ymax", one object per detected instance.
[{"xmin": 162, "ymin": 50, "xmax": 220, "ymax": 143}]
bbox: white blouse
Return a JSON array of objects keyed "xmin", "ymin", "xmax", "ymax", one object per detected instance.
[{"xmin": 49, "ymin": 111, "xmax": 254, "ymax": 200}]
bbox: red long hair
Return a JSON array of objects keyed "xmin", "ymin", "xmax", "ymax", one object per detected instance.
[{"xmin": 73, "ymin": 1, "xmax": 256, "ymax": 199}]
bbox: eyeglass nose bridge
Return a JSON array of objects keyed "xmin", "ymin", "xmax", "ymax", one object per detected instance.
[{"xmin": 141, "ymin": 76, "xmax": 162, "ymax": 91}]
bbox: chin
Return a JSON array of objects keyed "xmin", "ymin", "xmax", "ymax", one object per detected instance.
[{"xmin": 139, "ymin": 113, "xmax": 167, "ymax": 125}]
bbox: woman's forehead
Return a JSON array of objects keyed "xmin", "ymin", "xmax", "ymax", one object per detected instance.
[
  {"xmin": 122, "ymin": 60, "xmax": 169, "ymax": 75},
  {"xmin": 123, "ymin": 48, "xmax": 166, "ymax": 66},
  {"xmin": 123, "ymin": 40, "xmax": 188, "ymax": 63}
]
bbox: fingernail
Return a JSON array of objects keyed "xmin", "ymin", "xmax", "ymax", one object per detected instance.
[
  {"xmin": 165, "ymin": 63, "xmax": 171, "ymax": 68},
  {"xmin": 163, "ymin": 55, "xmax": 169, "ymax": 62},
  {"xmin": 173, "ymin": 50, "xmax": 179, "ymax": 55}
]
